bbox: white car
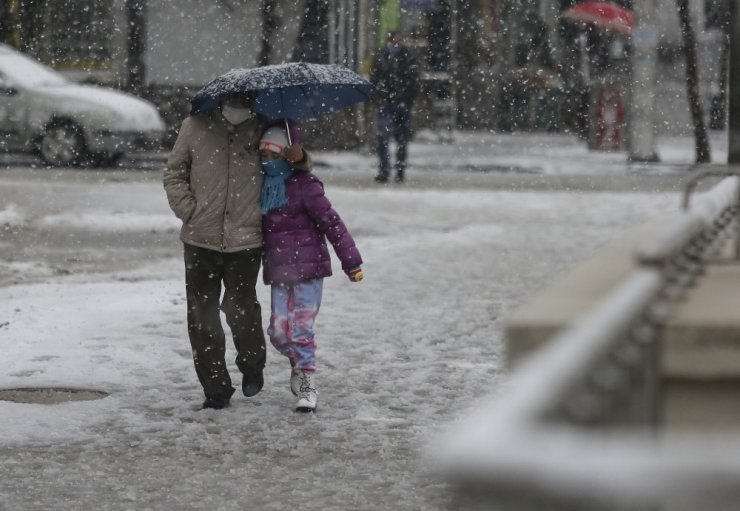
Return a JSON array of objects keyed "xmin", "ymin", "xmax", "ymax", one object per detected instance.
[{"xmin": 0, "ymin": 44, "xmax": 165, "ymax": 167}]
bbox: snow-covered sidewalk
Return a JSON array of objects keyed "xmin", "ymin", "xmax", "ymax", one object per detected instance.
[{"xmin": 0, "ymin": 176, "xmax": 678, "ymax": 509}]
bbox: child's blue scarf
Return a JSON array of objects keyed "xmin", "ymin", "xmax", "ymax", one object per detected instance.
[{"xmin": 260, "ymin": 159, "xmax": 293, "ymax": 215}]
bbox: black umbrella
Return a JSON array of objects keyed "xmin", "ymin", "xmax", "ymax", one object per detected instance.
[{"xmin": 191, "ymin": 63, "xmax": 373, "ymax": 142}]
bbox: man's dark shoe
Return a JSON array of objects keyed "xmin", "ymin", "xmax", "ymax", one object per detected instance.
[
  {"xmin": 394, "ymin": 174, "xmax": 404, "ymax": 183},
  {"xmin": 242, "ymin": 368, "xmax": 264, "ymax": 397},
  {"xmin": 374, "ymin": 174, "xmax": 388, "ymax": 183},
  {"xmin": 202, "ymin": 395, "xmax": 231, "ymax": 410},
  {"xmin": 201, "ymin": 386, "xmax": 235, "ymax": 410}
]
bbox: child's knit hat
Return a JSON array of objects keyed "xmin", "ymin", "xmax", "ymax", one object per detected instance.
[{"xmin": 259, "ymin": 127, "xmax": 289, "ymax": 154}]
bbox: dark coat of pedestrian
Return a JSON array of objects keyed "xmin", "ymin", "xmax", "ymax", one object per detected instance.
[
  {"xmin": 163, "ymin": 95, "xmax": 310, "ymax": 410},
  {"xmin": 370, "ymin": 31, "xmax": 420, "ymax": 183}
]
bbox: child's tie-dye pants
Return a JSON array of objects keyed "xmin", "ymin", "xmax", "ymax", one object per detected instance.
[{"xmin": 267, "ymin": 278, "xmax": 323, "ymax": 373}]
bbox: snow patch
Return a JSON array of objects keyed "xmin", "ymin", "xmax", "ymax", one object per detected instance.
[
  {"xmin": 35, "ymin": 211, "xmax": 179, "ymax": 232},
  {"xmin": 0, "ymin": 204, "xmax": 24, "ymax": 226}
]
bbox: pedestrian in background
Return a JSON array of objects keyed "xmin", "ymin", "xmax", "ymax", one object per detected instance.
[
  {"xmin": 259, "ymin": 126, "xmax": 363, "ymax": 413},
  {"xmin": 370, "ymin": 31, "xmax": 420, "ymax": 183},
  {"xmin": 163, "ymin": 93, "xmax": 310, "ymax": 410}
]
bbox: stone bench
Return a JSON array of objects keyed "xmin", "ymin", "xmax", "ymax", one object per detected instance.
[
  {"xmin": 505, "ymin": 216, "xmax": 671, "ymax": 366},
  {"xmin": 504, "ymin": 216, "xmax": 740, "ymax": 432}
]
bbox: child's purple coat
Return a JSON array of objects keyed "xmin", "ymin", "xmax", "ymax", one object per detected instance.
[{"xmin": 262, "ymin": 170, "xmax": 362, "ymax": 285}]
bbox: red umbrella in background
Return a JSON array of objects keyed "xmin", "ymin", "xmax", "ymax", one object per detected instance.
[{"xmin": 561, "ymin": 1, "xmax": 634, "ymax": 36}]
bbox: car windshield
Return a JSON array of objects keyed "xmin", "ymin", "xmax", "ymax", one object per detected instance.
[{"xmin": 0, "ymin": 53, "xmax": 68, "ymax": 87}]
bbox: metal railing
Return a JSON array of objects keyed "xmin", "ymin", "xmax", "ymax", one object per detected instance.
[{"xmin": 434, "ymin": 173, "xmax": 740, "ymax": 510}]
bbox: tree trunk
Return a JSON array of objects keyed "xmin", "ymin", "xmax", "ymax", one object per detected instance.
[
  {"xmin": 709, "ymin": 0, "xmax": 732, "ymax": 130},
  {"xmin": 293, "ymin": 0, "xmax": 329, "ymax": 63},
  {"xmin": 676, "ymin": 0, "xmax": 711, "ymax": 163},
  {"xmin": 258, "ymin": 0, "xmax": 279, "ymax": 67},
  {"xmin": 710, "ymin": 30, "xmax": 730, "ymax": 129},
  {"xmin": 0, "ymin": 2, "xmax": 20, "ymax": 46},
  {"xmin": 125, "ymin": 0, "xmax": 146, "ymax": 94},
  {"xmin": 17, "ymin": 0, "xmax": 43, "ymax": 54},
  {"xmin": 729, "ymin": 0, "xmax": 740, "ymax": 162}
]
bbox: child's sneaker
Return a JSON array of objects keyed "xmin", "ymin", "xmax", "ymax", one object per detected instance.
[
  {"xmin": 290, "ymin": 363, "xmax": 301, "ymax": 396},
  {"xmin": 295, "ymin": 372, "xmax": 318, "ymax": 413}
]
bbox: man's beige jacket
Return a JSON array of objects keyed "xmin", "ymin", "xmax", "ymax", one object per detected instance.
[{"xmin": 163, "ymin": 111, "xmax": 309, "ymax": 252}]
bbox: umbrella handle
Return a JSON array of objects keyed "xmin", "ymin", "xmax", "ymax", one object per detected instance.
[{"xmin": 285, "ymin": 118, "xmax": 292, "ymax": 145}]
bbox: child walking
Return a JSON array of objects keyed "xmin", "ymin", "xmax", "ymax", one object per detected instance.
[{"xmin": 259, "ymin": 126, "xmax": 363, "ymax": 413}]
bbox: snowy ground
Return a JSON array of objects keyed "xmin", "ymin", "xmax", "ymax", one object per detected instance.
[{"xmin": 0, "ymin": 131, "xmax": 720, "ymax": 509}]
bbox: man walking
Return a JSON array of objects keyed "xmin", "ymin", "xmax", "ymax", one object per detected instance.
[
  {"xmin": 370, "ymin": 31, "xmax": 420, "ymax": 183},
  {"xmin": 164, "ymin": 94, "xmax": 309, "ymax": 409}
]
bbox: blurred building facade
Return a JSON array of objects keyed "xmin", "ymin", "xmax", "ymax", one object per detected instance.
[
  {"xmin": 3, "ymin": 0, "xmax": 340, "ymax": 145},
  {"xmin": 493, "ymin": 0, "xmax": 729, "ymax": 141},
  {"xmin": 1, "ymin": 0, "xmax": 731, "ymax": 147}
]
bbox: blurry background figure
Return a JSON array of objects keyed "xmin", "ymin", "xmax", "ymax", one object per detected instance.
[
  {"xmin": 498, "ymin": 14, "xmax": 563, "ymax": 134},
  {"xmin": 558, "ymin": 19, "xmax": 593, "ymax": 139},
  {"xmin": 558, "ymin": 0, "xmax": 632, "ymax": 147},
  {"xmin": 370, "ymin": 31, "xmax": 420, "ymax": 184}
]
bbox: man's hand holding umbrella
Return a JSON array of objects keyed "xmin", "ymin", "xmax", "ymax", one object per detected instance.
[{"xmin": 282, "ymin": 144, "xmax": 305, "ymax": 165}]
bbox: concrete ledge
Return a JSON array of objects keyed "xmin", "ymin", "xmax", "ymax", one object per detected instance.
[
  {"xmin": 662, "ymin": 262, "xmax": 740, "ymax": 431},
  {"xmin": 505, "ymin": 215, "xmax": 673, "ymax": 367},
  {"xmin": 664, "ymin": 379, "xmax": 740, "ymax": 433},
  {"xmin": 663, "ymin": 263, "xmax": 740, "ymax": 379},
  {"xmin": 502, "ymin": 207, "xmax": 740, "ymax": 432}
]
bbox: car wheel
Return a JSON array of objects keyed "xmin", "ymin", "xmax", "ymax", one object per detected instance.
[{"xmin": 39, "ymin": 121, "xmax": 86, "ymax": 166}]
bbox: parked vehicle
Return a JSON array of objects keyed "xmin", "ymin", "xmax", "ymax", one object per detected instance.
[{"xmin": 0, "ymin": 44, "xmax": 165, "ymax": 167}]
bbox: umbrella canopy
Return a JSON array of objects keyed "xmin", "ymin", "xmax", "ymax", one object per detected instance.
[
  {"xmin": 561, "ymin": 1, "xmax": 633, "ymax": 36},
  {"xmin": 190, "ymin": 62, "xmax": 373, "ymax": 120}
]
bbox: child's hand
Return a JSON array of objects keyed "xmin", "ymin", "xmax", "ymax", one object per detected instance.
[
  {"xmin": 345, "ymin": 266, "xmax": 363, "ymax": 282},
  {"xmin": 283, "ymin": 144, "xmax": 304, "ymax": 164}
]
